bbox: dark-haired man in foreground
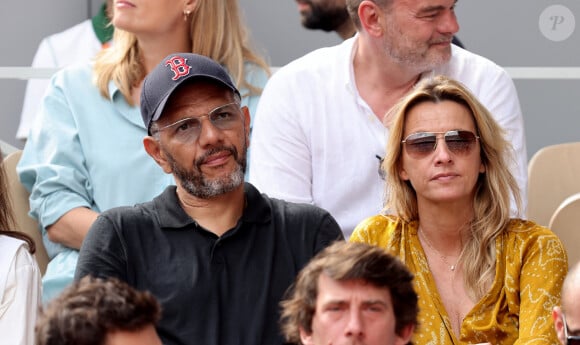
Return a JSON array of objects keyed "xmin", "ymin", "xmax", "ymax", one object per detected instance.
[
  {"xmin": 36, "ymin": 276, "xmax": 162, "ymax": 345},
  {"xmin": 280, "ymin": 241, "xmax": 418, "ymax": 345}
]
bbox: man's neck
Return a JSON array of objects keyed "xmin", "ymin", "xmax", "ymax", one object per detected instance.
[
  {"xmin": 176, "ymin": 185, "xmax": 246, "ymax": 237},
  {"xmin": 138, "ymin": 37, "xmax": 191, "ymax": 75},
  {"xmin": 130, "ymin": 33, "xmax": 192, "ymax": 105},
  {"xmin": 352, "ymin": 37, "xmax": 423, "ymax": 122}
]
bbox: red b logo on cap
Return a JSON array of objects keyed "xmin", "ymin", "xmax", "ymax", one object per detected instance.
[{"xmin": 165, "ymin": 56, "xmax": 191, "ymax": 81}]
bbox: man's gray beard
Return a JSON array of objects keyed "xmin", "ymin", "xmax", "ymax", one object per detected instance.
[
  {"xmin": 166, "ymin": 143, "xmax": 247, "ymax": 199},
  {"xmin": 382, "ymin": 21, "xmax": 452, "ymax": 73},
  {"xmin": 180, "ymin": 162, "xmax": 245, "ymax": 199}
]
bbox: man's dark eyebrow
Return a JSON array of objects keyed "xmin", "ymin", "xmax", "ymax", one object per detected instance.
[
  {"xmin": 321, "ymin": 299, "xmax": 388, "ymax": 307},
  {"xmin": 361, "ymin": 300, "xmax": 389, "ymax": 308}
]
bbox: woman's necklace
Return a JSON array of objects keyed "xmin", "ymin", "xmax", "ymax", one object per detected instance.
[{"xmin": 418, "ymin": 228, "xmax": 463, "ymax": 271}]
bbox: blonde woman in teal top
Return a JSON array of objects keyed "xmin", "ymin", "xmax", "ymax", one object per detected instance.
[{"xmin": 17, "ymin": 0, "xmax": 269, "ymax": 302}]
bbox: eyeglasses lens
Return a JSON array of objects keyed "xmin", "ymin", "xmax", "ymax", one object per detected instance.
[
  {"xmin": 164, "ymin": 103, "xmax": 241, "ymax": 143},
  {"xmin": 403, "ymin": 130, "xmax": 478, "ymax": 157}
]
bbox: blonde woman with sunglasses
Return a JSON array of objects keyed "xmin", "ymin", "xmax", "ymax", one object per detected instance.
[{"xmin": 351, "ymin": 75, "xmax": 567, "ymax": 344}]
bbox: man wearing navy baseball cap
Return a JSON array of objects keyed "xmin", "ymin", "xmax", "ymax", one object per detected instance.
[{"xmin": 75, "ymin": 53, "xmax": 343, "ymax": 345}]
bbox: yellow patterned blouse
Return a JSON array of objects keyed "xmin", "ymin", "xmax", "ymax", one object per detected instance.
[{"xmin": 351, "ymin": 215, "xmax": 568, "ymax": 345}]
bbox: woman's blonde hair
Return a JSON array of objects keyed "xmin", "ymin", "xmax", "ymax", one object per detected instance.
[
  {"xmin": 93, "ymin": 0, "xmax": 270, "ymax": 105},
  {"xmin": 383, "ymin": 75, "xmax": 521, "ymax": 300}
]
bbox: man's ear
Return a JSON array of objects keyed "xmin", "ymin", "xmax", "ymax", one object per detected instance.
[
  {"xmin": 143, "ymin": 136, "xmax": 173, "ymax": 174},
  {"xmin": 395, "ymin": 323, "xmax": 416, "ymax": 345},
  {"xmin": 358, "ymin": 0, "xmax": 385, "ymax": 37},
  {"xmin": 553, "ymin": 306, "xmax": 566, "ymax": 344},
  {"xmin": 299, "ymin": 327, "xmax": 314, "ymax": 345}
]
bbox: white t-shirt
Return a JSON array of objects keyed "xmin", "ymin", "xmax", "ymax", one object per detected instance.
[
  {"xmin": 17, "ymin": 20, "xmax": 103, "ymax": 140},
  {"xmin": 0, "ymin": 236, "xmax": 42, "ymax": 345},
  {"xmin": 249, "ymin": 37, "xmax": 527, "ymax": 238}
]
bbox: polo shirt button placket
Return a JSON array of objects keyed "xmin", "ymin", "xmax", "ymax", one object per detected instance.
[{"xmin": 212, "ymin": 241, "xmax": 224, "ymax": 265}]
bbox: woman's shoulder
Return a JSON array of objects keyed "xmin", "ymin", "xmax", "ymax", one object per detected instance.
[
  {"xmin": 0, "ymin": 235, "xmax": 36, "ymax": 268},
  {"xmin": 357, "ymin": 214, "xmax": 399, "ymax": 229},
  {"xmin": 502, "ymin": 219, "xmax": 568, "ymax": 289},
  {"xmin": 507, "ymin": 218, "xmax": 561, "ymax": 239},
  {"xmin": 505, "ymin": 219, "xmax": 567, "ymax": 259},
  {"xmin": 350, "ymin": 214, "xmax": 406, "ymax": 244},
  {"xmin": 49, "ymin": 62, "xmax": 96, "ymax": 93},
  {"xmin": 52, "ymin": 61, "xmax": 94, "ymax": 81},
  {"xmin": 0, "ymin": 235, "xmax": 28, "ymax": 253}
]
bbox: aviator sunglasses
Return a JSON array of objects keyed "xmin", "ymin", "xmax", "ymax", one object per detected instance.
[
  {"xmin": 401, "ymin": 130, "xmax": 480, "ymax": 158},
  {"xmin": 563, "ymin": 313, "xmax": 580, "ymax": 345},
  {"xmin": 153, "ymin": 102, "xmax": 243, "ymax": 143}
]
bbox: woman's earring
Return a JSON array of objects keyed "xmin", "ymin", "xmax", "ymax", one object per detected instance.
[{"xmin": 183, "ymin": 10, "xmax": 191, "ymax": 21}]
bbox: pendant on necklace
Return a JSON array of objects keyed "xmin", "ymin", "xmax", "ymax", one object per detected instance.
[{"xmin": 450, "ymin": 265, "xmax": 456, "ymax": 271}]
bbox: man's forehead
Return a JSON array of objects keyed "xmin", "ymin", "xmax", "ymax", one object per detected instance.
[
  {"xmin": 563, "ymin": 294, "xmax": 580, "ymax": 328},
  {"xmin": 317, "ymin": 275, "xmax": 392, "ymax": 300},
  {"xmin": 159, "ymin": 87, "xmax": 235, "ymax": 121},
  {"xmin": 162, "ymin": 95, "xmax": 234, "ymax": 114},
  {"xmin": 562, "ymin": 267, "xmax": 580, "ymax": 312}
]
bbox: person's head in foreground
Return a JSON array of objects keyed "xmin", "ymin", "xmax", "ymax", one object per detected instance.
[
  {"xmin": 141, "ymin": 53, "xmax": 250, "ymax": 201},
  {"xmin": 280, "ymin": 241, "xmax": 418, "ymax": 345},
  {"xmin": 35, "ymin": 276, "xmax": 162, "ymax": 345},
  {"xmin": 553, "ymin": 261, "xmax": 580, "ymax": 345}
]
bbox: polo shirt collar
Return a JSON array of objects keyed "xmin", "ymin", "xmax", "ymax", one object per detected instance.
[
  {"xmin": 240, "ymin": 182, "xmax": 271, "ymax": 224},
  {"xmin": 153, "ymin": 183, "xmax": 272, "ymax": 230},
  {"xmin": 152, "ymin": 186, "xmax": 192, "ymax": 229}
]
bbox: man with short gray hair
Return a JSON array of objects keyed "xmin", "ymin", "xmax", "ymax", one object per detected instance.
[{"xmin": 250, "ymin": 0, "xmax": 527, "ymax": 239}]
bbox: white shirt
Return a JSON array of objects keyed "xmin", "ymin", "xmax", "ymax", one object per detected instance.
[
  {"xmin": 17, "ymin": 20, "xmax": 103, "ymax": 140},
  {"xmin": 249, "ymin": 37, "xmax": 527, "ymax": 238},
  {"xmin": 0, "ymin": 236, "xmax": 42, "ymax": 345}
]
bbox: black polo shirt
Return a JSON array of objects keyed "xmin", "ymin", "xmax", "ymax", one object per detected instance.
[{"xmin": 76, "ymin": 183, "xmax": 343, "ymax": 345}]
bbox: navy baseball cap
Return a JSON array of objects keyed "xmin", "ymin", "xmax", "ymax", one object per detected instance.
[{"xmin": 140, "ymin": 53, "xmax": 240, "ymax": 134}]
